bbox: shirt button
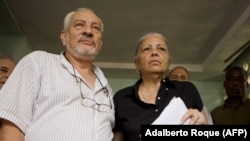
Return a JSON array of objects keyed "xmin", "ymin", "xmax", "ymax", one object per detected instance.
[
  {"xmin": 166, "ymin": 88, "xmax": 168, "ymax": 91},
  {"xmin": 157, "ymin": 97, "xmax": 161, "ymax": 100},
  {"xmin": 155, "ymin": 109, "xmax": 158, "ymax": 112}
]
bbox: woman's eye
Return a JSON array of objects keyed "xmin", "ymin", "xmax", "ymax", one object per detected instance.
[
  {"xmin": 142, "ymin": 47, "xmax": 150, "ymax": 51},
  {"xmin": 159, "ymin": 47, "xmax": 166, "ymax": 51}
]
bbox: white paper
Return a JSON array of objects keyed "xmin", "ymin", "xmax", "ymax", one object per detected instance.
[{"xmin": 152, "ymin": 97, "xmax": 190, "ymax": 125}]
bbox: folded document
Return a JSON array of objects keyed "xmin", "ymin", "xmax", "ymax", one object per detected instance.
[{"xmin": 152, "ymin": 97, "xmax": 190, "ymax": 125}]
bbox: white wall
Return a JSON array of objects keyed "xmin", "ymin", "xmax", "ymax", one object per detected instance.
[{"xmin": 0, "ymin": 35, "xmax": 32, "ymax": 61}]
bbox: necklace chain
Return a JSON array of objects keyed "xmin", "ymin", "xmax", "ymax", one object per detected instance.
[{"xmin": 140, "ymin": 85, "xmax": 149, "ymax": 103}]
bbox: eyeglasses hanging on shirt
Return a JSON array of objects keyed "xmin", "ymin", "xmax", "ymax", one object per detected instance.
[{"xmin": 72, "ymin": 66, "xmax": 112, "ymax": 112}]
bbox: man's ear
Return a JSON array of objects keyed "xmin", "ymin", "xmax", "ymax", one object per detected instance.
[
  {"xmin": 60, "ymin": 30, "xmax": 67, "ymax": 46},
  {"xmin": 100, "ymin": 40, "xmax": 103, "ymax": 48}
]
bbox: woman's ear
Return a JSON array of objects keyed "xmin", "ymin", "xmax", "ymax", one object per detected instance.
[{"xmin": 134, "ymin": 60, "xmax": 140, "ymax": 73}]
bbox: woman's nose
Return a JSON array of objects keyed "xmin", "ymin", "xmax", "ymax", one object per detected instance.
[{"xmin": 150, "ymin": 49, "xmax": 159, "ymax": 56}]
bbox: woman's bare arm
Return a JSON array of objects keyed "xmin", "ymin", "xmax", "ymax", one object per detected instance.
[{"xmin": 112, "ymin": 130, "xmax": 124, "ymax": 141}]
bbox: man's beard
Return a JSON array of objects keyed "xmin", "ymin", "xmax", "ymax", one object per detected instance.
[{"xmin": 67, "ymin": 45, "xmax": 99, "ymax": 60}]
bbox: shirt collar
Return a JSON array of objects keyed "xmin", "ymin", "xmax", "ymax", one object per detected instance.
[
  {"xmin": 124, "ymin": 77, "xmax": 176, "ymax": 97},
  {"xmin": 59, "ymin": 52, "xmax": 108, "ymax": 87},
  {"xmin": 223, "ymin": 98, "xmax": 248, "ymax": 109},
  {"xmin": 60, "ymin": 52, "xmax": 74, "ymax": 75}
]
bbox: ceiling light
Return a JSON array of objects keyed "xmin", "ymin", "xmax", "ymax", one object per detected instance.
[{"xmin": 242, "ymin": 62, "xmax": 249, "ymax": 71}]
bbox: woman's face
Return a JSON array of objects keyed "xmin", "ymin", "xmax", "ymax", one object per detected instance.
[{"xmin": 135, "ymin": 35, "xmax": 170, "ymax": 76}]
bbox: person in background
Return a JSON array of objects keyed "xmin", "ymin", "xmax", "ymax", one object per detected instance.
[
  {"xmin": 168, "ymin": 66, "xmax": 189, "ymax": 81},
  {"xmin": 169, "ymin": 66, "xmax": 213, "ymax": 125},
  {"xmin": 113, "ymin": 32, "xmax": 208, "ymax": 141},
  {"xmin": 0, "ymin": 54, "xmax": 16, "ymax": 90},
  {"xmin": 0, "ymin": 8, "xmax": 114, "ymax": 141},
  {"xmin": 0, "ymin": 54, "xmax": 16, "ymax": 127},
  {"xmin": 211, "ymin": 66, "xmax": 250, "ymax": 124}
]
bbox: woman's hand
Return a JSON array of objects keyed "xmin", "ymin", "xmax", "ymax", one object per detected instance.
[{"xmin": 180, "ymin": 108, "xmax": 208, "ymax": 125}]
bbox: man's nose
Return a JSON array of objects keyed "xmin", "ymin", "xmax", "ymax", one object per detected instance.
[
  {"xmin": 232, "ymin": 80, "xmax": 241, "ymax": 86},
  {"xmin": 82, "ymin": 26, "xmax": 93, "ymax": 37}
]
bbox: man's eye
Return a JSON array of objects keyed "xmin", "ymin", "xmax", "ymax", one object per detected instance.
[
  {"xmin": 0, "ymin": 68, "xmax": 8, "ymax": 73},
  {"xmin": 93, "ymin": 26, "xmax": 100, "ymax": 31},
  {"xmin": 237, "ymin": 77, "xmax": 244, "ymax": 81},
  {"xmin": 75, "ymin": 23, "xmax": 83, "ymax": 28}
]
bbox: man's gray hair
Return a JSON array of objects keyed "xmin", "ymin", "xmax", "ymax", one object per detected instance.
[{"xmin": 63, "ymin": 8, "xmax": 104, "ymax": 32}]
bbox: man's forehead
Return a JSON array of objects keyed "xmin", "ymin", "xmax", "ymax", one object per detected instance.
[
  {"xmin": 227, "ymin": 72, "xmax": 246, "ymax": 80},
  {"xmin": 72, "ymin": 10, "xmax": 100, "ymax": 24},
  {"xmin": 0, "ymin": 59, "xmax": 14, "ymax": 64}
]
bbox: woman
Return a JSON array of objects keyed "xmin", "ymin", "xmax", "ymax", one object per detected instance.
[{"xmin": 113, "ymin": 32, "xmax": 208, "ymax": 141}]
